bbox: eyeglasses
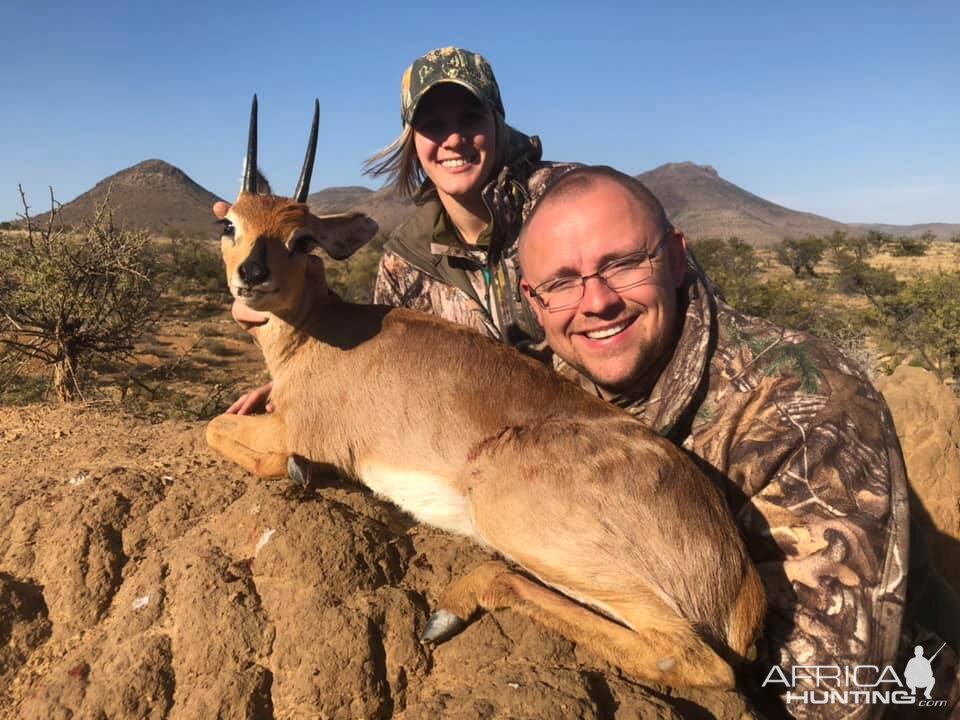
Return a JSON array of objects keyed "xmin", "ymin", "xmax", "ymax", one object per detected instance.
[{"xmin": 528, "ymin": 239, "xmax": 666, "ymax": 312}]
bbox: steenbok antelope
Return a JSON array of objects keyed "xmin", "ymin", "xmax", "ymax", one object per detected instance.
[{"xmin": 206, "ymin": 96, "xmax": 765, "ymax": 689}]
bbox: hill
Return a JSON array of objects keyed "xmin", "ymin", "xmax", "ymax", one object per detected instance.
[
  {"xmin": 641, "ymin": 162, "xmax": 840, "ymax": 246},
  {"xmin": 849, "ymin": 221, "xmax": 960, "ymax": 238},
  {"xmin": 306, "ymin": 185, "xmax": 375, "ymax": 212},
  {"xmin": 29, "ymin": 160, "xmax": 224, "ymax": 238},
  {"xmin": 637, "ymin": 162, "xmax": 960, "ymax": 245}
]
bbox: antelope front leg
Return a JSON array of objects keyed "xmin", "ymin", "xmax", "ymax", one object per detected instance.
[{"xmin": 206, "ymin": 412, "xmax": 290, "ymax": 478}]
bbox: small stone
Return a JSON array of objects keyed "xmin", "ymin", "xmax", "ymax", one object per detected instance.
[{"xmin": 254, "ymin": 529, "xmax": 275, "ymax": 555}]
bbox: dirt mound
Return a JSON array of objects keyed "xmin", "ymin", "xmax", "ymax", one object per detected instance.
[
  {"xmin": 0, "ymin": 404, "xmax": 754, "ymax": 718},
  {"xmin": 875, "ymin": 366, "xmax": 960, "ymax": 592},
  {"xmin": 28, "ymin": 159, "xmax": 224, "ymax": 239}
]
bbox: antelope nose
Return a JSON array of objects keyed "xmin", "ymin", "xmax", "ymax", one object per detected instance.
[{"xmin": 238, "ymin": 258, "xmax": 269, "ymax": 285}]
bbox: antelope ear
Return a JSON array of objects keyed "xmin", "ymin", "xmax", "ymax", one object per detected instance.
[{"xmin": 310, "ymin": 212, "xmax": 379, "ymax": 260}]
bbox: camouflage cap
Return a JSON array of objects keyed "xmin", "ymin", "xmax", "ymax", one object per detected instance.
[{"xmin": 401, "ymin": 47, "xmax": 505, "ymax": 126}]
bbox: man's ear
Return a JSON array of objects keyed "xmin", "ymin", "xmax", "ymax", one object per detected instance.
[
  {"xmin": 309, "ymin": 213, "xmax": 379, "ymax": 260},
  {"xmin": 520, "ymin": 279, "xmax": 546, "ymax": 325},
  {"xmin": 668, "ymin": 229, "xmax": 688, "ymax": 289}
]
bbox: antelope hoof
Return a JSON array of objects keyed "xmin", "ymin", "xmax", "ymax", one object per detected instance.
[
  {"xmin": 420, "ymin": 609, "xmax": 466, "ymax": 644},
  {"xmin": 287, "ymin": 455, "xmax": 310, "ymax": 487}
]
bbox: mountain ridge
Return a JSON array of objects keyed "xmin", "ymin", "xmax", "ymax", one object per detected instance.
[{"xmin": 13, "ymin": 159, "xmax": 958, "ymax": 244}]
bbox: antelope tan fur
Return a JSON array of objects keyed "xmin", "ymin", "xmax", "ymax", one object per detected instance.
[{"xmin": 206, "ymin": 97, "xmax": 765, "ymax": 689}]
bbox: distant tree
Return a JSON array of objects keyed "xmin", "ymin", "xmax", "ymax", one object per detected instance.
[
  {"xmin": 865, "ymin": 230, "xmax": 892, "ymax": 254},
  {"xmin": 882, "ymin": 272, "xmax": 960, "ymax": 381},
  {"xmin": 157, "ymin": 236, "xmax": 226, "ymax": 296},
  {"xmin": 826, "ymin": 230, "xmax": 875, "ymax": 264},
  {"xmin": 690, "ymin": 237, "xmax": 761, "ymax": 309},
  {"xmin": 324, "ymin": 235, "xmax": 388, "ymax": 303},
  {"xmin": 776, "ymin": 236, "xmax": 826, "ymax": 277},
  {"xmin": 950, "ymin": 231, "xmax": 960, "ymax": 244},
  {"xmin": 834, "ymin": 257, "xmax": 901, "ymax": 305},
  {"xmin": 0, "ymin": 187, "xmax": 160, "ymax": 401},
  {"xmin": 693, "ymin": 236, "xmax": 876, "ymax": 366},
  {"xmin": 889, "ymin": 232, "xmax": 932, "ymax": 257}
]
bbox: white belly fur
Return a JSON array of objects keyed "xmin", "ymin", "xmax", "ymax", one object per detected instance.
[{"xmin": 359, "ymin": 463, "xmax": 476, "ymax": 538}]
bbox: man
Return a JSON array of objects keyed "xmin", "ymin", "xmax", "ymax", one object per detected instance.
[{"xmin": 514, "ymin": 165, "xmax": 959, "ymax": 719}]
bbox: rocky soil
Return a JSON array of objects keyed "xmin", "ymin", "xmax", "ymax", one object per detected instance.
[
  {"xmin": 0, "ymin": 364, "xmax": 956, "ymax": 719},
  {"xmin": 0, "ymin": 405, "xmax": 757, "ymax": 719}
]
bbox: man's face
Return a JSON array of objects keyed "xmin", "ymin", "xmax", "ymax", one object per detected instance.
[{"xmin": 520, "ymin": 180, "xmax": 687, "ymax": 392}]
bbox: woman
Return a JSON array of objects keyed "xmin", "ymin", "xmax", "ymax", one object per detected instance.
[
  {"xmin": 367, "ymin": 46, "xmax": 570, "ymax": 346},
  {"xmin": 228, "ymin": 46, "xmax": 573, "ymax": 414}
]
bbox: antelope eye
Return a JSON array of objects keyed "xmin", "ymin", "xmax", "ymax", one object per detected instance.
[
  {"xmin": 291, "ymin": 234, "xmax": 315, "ymax": 254},
  {"xmin": 218, "ymin": 220, "xmax": 235, "ymax": 238}
]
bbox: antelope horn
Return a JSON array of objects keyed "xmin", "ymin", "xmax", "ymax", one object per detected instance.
[
  {"xmin": 294, "ymin": 99, "xmax": 319, "ymax": 203},
  {"xmin": 242, "ymin": 94, "xmax": 259, "ymax": 194}
]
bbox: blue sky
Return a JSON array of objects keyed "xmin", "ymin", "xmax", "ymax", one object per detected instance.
[{"xmin": 2, "ymin": 1, "xmax": 957, "ymax": 225}]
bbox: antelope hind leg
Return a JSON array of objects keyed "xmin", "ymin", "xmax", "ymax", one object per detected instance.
[
  {"xmin": 423, "ymin": 560, "xmax": 735, "ymax": 689},
  {"xmin": 206, "ymin": 412, "xmax": 289, "ymax": 478}
]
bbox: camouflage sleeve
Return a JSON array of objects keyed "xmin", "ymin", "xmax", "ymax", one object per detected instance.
[
  {"xmin": 739, "ymin": 372, "xmax": 909, "ymax": 719},
  {"xmin": 372, "ymin": 249, "xmax": 433, "ymax": 311}
]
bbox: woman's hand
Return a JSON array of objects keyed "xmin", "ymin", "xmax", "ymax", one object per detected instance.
[{"xmin": 226, "ymin": 382, "xmax": 275, "ymax": 415}]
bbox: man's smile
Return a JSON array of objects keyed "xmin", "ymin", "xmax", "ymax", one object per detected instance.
[{"xmin": 572, "ymin": 312, "xmax": 642, "ymax": 347}]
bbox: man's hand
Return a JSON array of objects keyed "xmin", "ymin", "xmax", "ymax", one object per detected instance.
[
  {"xmin": 232, "ymin": 298, "xmax": 270, "ymax": 331},
  {"xmin": 213, "ymin": 201, "xmax": 231, "ymax": 220},
  {"xmin": 226, "ymin": 382, "xmax": 275, "ymax": 415}
]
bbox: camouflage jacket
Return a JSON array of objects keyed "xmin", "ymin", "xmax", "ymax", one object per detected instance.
[
  {"xmin": 373, "ymin": 128, "xmax": 579, "ymax": 349},
  {"xmin": 553, "ymin": 260, "xmax": 959, "ymax": 719}
]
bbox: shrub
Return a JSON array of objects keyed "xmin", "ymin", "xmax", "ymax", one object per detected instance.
[
  {"xmin": 324, "ymin": 235, "xmax": 386, "ymax": 303},
  {"xmin": 865, "ymin": 230, "xmax": 892, "ymax": 254},
  {"xmin": 689, "ymin": 237, "xmax": 760, "ymax": 309},
  {"xmin": 0, "ymin": 187, "xmax": 160, "ymax": 400},
  {"xmin": 888, "ymin": 233, "xmax": 932, "ymax": 257},
  {"xmin": 826, "ymin": 230, "xmax": 876, "ymax": 264},
  {"xmin": 834, "ymin": 256, "xmax": 901, "ymax": 302},
  {"xmin": 880, "ymin": 271, "xmax": 960, "ymax": 381},
  {"xmin": 775, "ymin": 236, "xmax": 826, "ymax": 277},
  {"xmin": 157, "ymin": 236, "xmax": 226, "ymax": 296}
]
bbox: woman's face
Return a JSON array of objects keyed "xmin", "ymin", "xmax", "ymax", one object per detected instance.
[{"xmin": 412, "ymin": 84, "xmax": 497, "ymax": 203}]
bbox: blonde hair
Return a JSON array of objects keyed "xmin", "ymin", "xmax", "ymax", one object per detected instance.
[{"xmin": 364, "ymin": 111, "xmax": 510, "ymax": 199}]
